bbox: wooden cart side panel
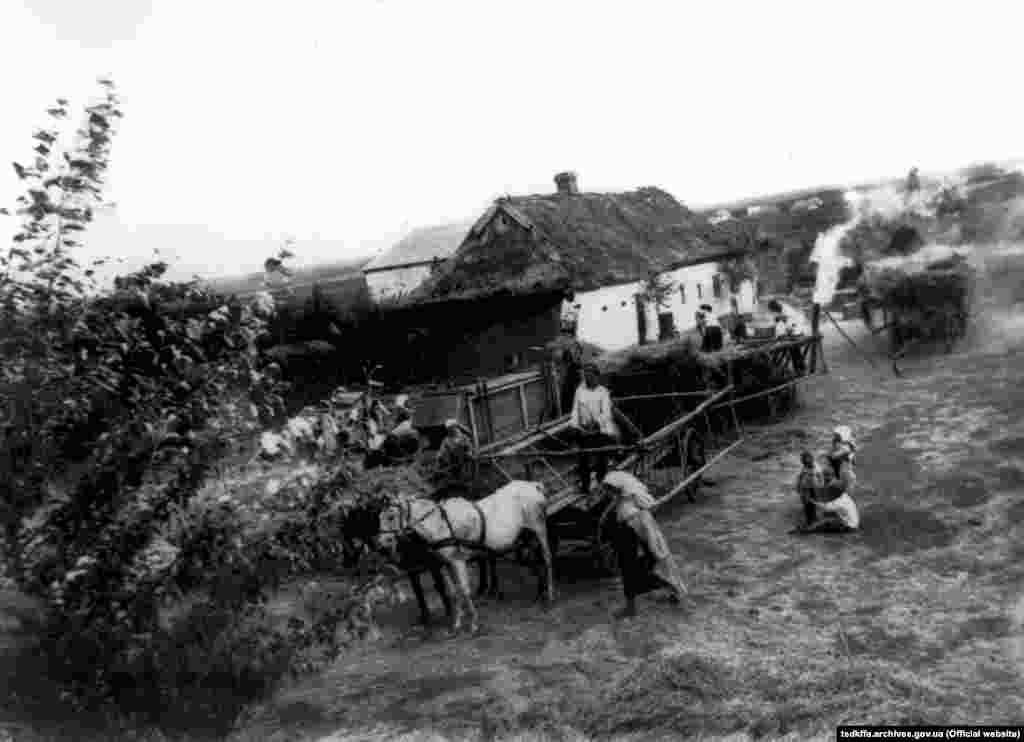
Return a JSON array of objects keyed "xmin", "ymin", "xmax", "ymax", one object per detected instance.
[{"xmin": 412, "ymin": 391, "xmax": 464, "ymax": 430}]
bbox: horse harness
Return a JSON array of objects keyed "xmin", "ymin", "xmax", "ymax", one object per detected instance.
[{"xmin": 387, "ymin": 498, "xmax": 491, "ymax": 554}]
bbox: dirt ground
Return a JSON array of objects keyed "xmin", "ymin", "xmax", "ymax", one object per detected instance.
[{"xmin": 223, "ymin": 311, "xmax": 1024, "ymax": 742}]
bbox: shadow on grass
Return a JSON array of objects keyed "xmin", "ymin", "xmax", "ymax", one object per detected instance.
[{"xmin": 857, "ymin": 504, "xmax": 957, "ymax": 557}]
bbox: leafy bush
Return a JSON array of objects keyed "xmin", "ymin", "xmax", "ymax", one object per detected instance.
[{"xmin": 0, "ymin": 79, "xmax": 371, "ymax": 735}]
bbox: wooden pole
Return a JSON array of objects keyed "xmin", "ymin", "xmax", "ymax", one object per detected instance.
[
  {"xmin": 466, "ymin": 392, "xmax": 480, "ymax": 450},
  {"xmin": 809, "ymin": 302, "xmax": 821, "ymax": 373},
  {"xmin": 518, "ymin": 383, "xmax": 530, "ymax": 431},
  {"xmin": 548, "ymin": 360, "xmax": 561, "ymax": 422},
  {"xmin": 824, "ymin": 308, "xmax": 880, "ymax": 370}
]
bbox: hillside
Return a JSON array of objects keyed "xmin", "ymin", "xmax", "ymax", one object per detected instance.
[{"xmin": 209, "ymin": 256, "xmax": 372, "ymax": 298}]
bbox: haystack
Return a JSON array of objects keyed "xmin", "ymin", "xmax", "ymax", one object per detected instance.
[
  {"xmin": 595, "ymin": 336, "xmax": 799, "ymax": 416},
  {"xmin": 860, "ymin": 254, "xmax": 975, "ymax": 344}
]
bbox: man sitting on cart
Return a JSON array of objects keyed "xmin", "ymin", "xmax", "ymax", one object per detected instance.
[
  {"xmin": 569, "ymin": 363, "xmax": 620, "ymax": 495},
  {"xmin": 601, "ymin": 471, "xmax": 687, "ymax": 619},
  {"xmin": 431, "ymin": 418, "xmax": 474, "ymax": 500}
]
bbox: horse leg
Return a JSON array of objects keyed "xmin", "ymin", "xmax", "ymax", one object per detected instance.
[
  {"xmin": 451, "ymin": 559, "xmax": 478, "ymax": 635},
  {"xmin": 531, "ymin": 515, "xmax": 557, "ymax": 606},
  {"xmin": 430, "ymin": 564, "xmax": 454, "ymax": 622},
  {"xmin": 474, "ymin": 556, "xmax": 489, "ymax": 598},
  {"xmin": 485, "ymin": 555, "xmax": 501, "ymax": 600},
  {"xmin": 409, "ymin": 571, "xmax": 433, "ymax": 626},
  {"xmin": 441, "ymin": 561, "xmax": 463, "ymax": 634}
]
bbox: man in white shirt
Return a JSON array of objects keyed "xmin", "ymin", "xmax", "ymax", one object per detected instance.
[
  {"xmin": 569, "ymin": 364, "xmax": 619, "ymax": 494},
  {"xmin": 774, "ymin": 315, "xmax": 789, "ymax": 339}
]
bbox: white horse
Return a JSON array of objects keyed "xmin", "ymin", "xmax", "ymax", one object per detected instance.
[{"xmin": 377, "ymin": 480, "xmax": 555, "ymax": 635}]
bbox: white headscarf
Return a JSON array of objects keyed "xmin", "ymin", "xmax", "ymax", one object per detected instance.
[
  {"xmin": 832, "ymin": 426, "xmax": 856, "ymax": 449},
  {"xmin": 603, "ymin": 471, "xmax": 657, "ymax": 510}
]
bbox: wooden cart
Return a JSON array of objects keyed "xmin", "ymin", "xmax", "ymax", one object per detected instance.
[{"xmin": 474, "ymin": 384, "xmax": 744, "ymax": 573}]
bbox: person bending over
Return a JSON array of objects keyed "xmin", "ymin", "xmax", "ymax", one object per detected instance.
[{"xmin": 602, "ymin": 470, "xmax": 687, "ymax": 619}]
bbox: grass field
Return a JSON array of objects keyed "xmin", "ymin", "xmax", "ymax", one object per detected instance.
[
  {"xmin": 227, "ymin": 309, "xmax": 1024, "ymax": 742},
  {"xmin": 1, "ymin": 307, "xmax": 1022, "ymax": 742}
]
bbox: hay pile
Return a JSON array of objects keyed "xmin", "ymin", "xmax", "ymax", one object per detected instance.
[
  {"xmin": 595, "ymin": 336, "xmax": 800, "ymax": 418},
  {"xmin": 860, "ymin": 254, "xmax": 974, "ymax": 344},
  {"xmin": 595, "ymin": 337, "xmax": 707, "ymax": 389}
]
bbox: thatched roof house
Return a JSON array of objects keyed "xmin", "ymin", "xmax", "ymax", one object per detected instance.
[
  {"xmin": 412, "ymin": 173, "xmax": 748, "ymax": 304},
  {"xmin": 374, "ymin": 173, "xmax": 759, "ymax": 384}
]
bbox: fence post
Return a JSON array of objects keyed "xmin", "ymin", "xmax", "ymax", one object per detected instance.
[{"xmin": 810, "ymin": 302, "xmax": 821, "ymax": 373}]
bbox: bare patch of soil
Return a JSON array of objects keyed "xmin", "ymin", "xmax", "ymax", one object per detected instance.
[
  {"xmin": 935, "ymin": 473, "xmax": 991, "ymax": 507},
  {"xmin": 997, "ymin": 465, "xmax": 1024, "ymax": 491},
  {"xmin": 991, "ymin": 436, "xmax": 1024, "ymax": 456},
  {"xmin": 858, "ymin": 504, "xmax": 957, "ymax": 556}
]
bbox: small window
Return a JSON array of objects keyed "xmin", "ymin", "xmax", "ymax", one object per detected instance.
[
  {"xmin": 712, "ymin": 274, "xmax": 723, "ymax": 299},
  {"xmin": 602, "ymin": 305, "xmax": 608, "ymax": 311},
  {"xmin": 679, "ymin": 284, "xmax": 686, "ymax": 303},
  {"xmin": 620, "ymin": 300, "xmax": 627, "ymax": 307},
  {"xmin": 696, "ymin": 283, "xmax": 703, "ymax": 299}
]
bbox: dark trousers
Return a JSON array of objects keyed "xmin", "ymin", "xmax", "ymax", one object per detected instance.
[
  {"xmin": 701, "ymin": 326, "xmax": 723, "ymax": 352},
  {"xmin": 801, "ymin": 496, "xmax": 817, "ymax": 526},
  {"xmin": 571, "ymin": 429, "xmax": 615, "ymax": 493},
  {"xmin": 790, "ymin": 346, "xmax": 806, "ymax": 376},
  {"xmin": 561, "ymin": 365, "xmax": 582, "ymax": 415},
  {"xmin": 611, "ymin": 520, "xmax": 669, "ymax": 600}
]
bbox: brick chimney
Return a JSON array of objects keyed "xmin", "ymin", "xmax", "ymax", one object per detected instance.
[{"xmin": 554, "ymin": 171, "xmax": 579, "ymax": 196}]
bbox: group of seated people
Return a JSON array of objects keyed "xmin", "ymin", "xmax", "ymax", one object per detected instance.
[{"xmin": 793, "ymin": 425, "xmax": 860, "ymax": 534}]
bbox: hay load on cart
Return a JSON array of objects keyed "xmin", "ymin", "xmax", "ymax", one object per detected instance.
[
  {"xmin": 595, "ymin": 311, "xmax": 825, "ymax": 423},
  {"xmin": 859, "ymin": 252, "xmax": 975, "ymax": 355}
]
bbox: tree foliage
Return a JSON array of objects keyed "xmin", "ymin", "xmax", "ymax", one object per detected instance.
[
  {"xmin": 718, "ymin": 255, "xmax": 758, "ymax": 292},
  {"xmin": 639, "ymin": 271, "xmax": 676, "ymax": 309},
  {"xmin": 0, "ymin": 80, "xmax": 378, "ymax": 731}
]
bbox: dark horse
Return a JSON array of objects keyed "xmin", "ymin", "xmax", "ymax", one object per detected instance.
[{"xmin": 341, "ymin": 499, "xmax": 500, "ymax": 627}]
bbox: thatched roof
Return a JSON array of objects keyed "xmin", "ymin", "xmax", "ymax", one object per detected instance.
[
  {"xmin": 363, "ymin": 220, "xmax": 475, "ymax": 273},
  {"xmin": 412, "ymin": 187, "xmax": 748, "ymax": 303}
]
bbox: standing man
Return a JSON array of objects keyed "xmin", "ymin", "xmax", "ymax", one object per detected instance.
[
  {"xmin": 560, "ymin": 339, "xmax": 584, "ymax": 416},
  {"xmin": 569, "ymin": 363, "xmax": 619, "ymax": 495},
  {"xmin": 774, "ymin": 314, "xmax": 789, "ymax": 340},
  {"xmin": 700, "ymin": 305, "xmax": 723, "ymax": 352},
  {"xmin": 602, "ymin": 471, "xmax": 687, "ymax": 619}
]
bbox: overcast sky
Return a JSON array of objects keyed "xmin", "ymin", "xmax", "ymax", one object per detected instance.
[{"xmin": 1, "ymin": 0, "xmax": 1022, "ymax": 281}]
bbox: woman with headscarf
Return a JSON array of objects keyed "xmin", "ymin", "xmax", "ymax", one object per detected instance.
[{"xmin": 602, "ymin": 471, "xmax": 687, "ymax": 618}]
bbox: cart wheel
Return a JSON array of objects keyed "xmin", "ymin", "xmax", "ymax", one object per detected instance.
[{"xmin": 682, "ymin": 429, "xmax": 706, "ymax": 502}]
